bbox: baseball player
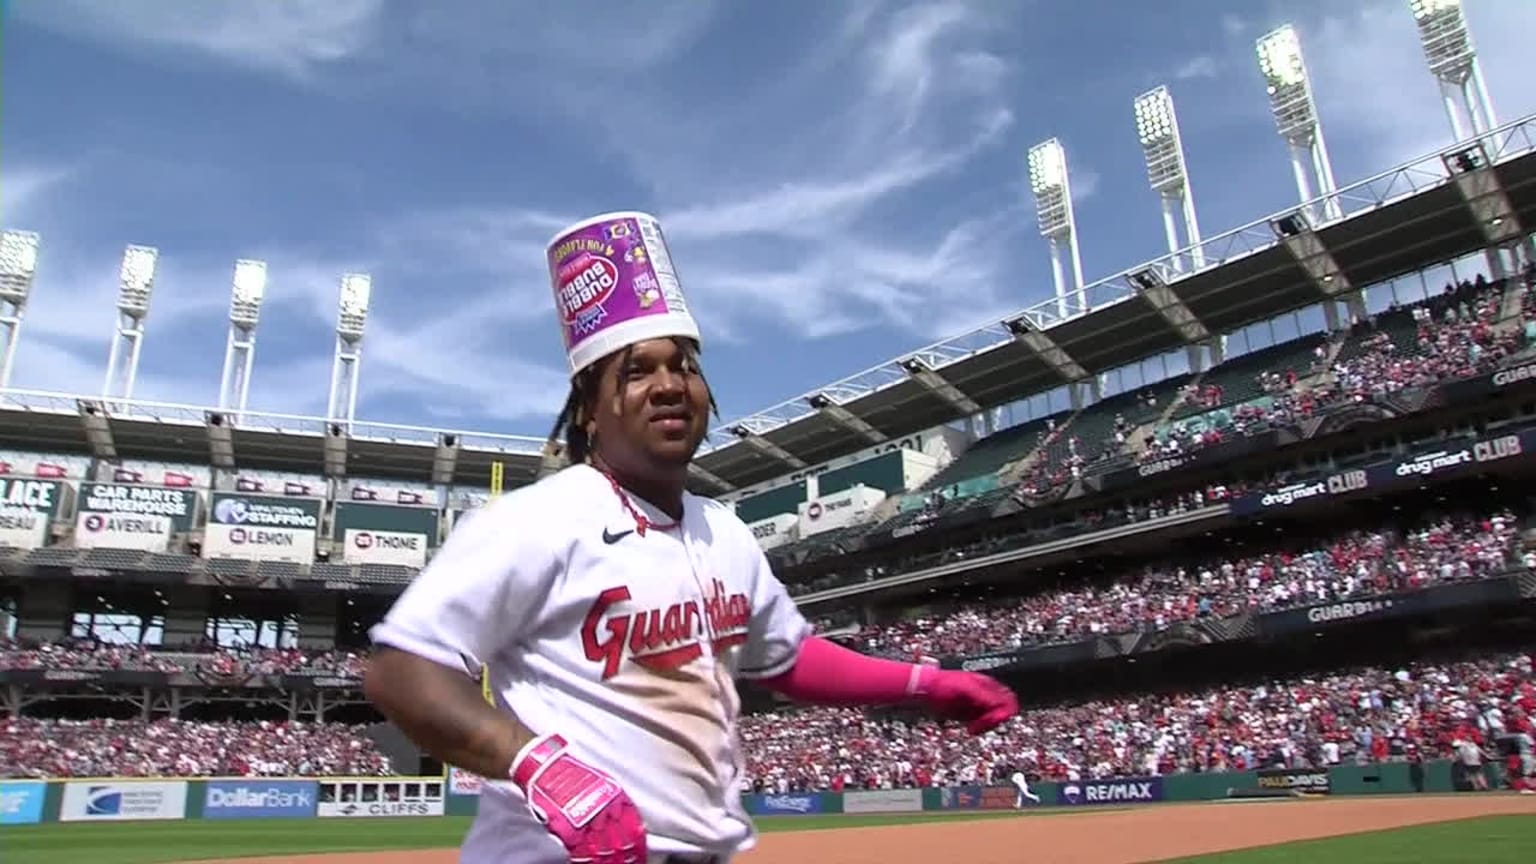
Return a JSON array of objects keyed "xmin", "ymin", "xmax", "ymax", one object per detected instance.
[
  {"xmin": 363, "ymin": 212, "xmax": 1018, "ymax": 864},
  {"xmin": 1010, "ymin": 770, "xmax": 1040, "ymax": 807}
]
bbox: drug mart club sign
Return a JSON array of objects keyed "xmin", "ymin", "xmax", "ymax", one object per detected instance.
[{"xmin": 75, "ymin": 483, "xmax": 198, "ymax": 552}]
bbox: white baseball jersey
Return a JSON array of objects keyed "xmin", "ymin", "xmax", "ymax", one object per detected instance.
[{"xmin": 370, "ymin": 463, "xmax": 812, "ymax": 863}]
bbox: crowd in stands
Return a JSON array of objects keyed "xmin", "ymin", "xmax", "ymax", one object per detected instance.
[
  {"xmin": 0, "ymin": 717, "xmax": 392, "ymax": 778},
  {"xmin": 741, "ymin": 650, "xmax": 1536, "ymax": 793},
  {"xmin": 5, "ymin": 644, "xmax": 1532, "ymax": 787},
  {"xmin": 787, "ymin": 482, "xmax": 1245, "ymax": 598},
  {"xmin": 0, "ymin": 638, "xmax": 367, "ymax": 679},
  {"xmin": 850, "ymin": 509, "xmax": 1523, "ymax": 661},
  {"xmin": 1135, "ymin": 273, "xmax": 1531, "ymax": 468}
]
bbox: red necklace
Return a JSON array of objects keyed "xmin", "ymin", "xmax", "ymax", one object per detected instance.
[{"xmin": 601, "ymin": 469, "xmax": 681, "ymax": 537}]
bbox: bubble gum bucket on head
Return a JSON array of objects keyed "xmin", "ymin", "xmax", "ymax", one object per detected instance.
[{"xmin": 545, "ymin": 211, "xmax": 699, "ymax": 376}]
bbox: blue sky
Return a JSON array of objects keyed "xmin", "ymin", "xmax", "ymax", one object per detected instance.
[{"xmin": 3, "ymin": 0, "xmax": 1534, "ymax": 440}]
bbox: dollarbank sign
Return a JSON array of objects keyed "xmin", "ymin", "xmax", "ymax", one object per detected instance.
[
  {"xmin": 203, "ymin": 493, "xmax": 322, "ymax": 563},
  {"xmin": 75, "ymin": 483, "xmax": 198, "ymax": 553},
  {"xmin": 0, "ymin": 478, "xmax": 63, "ymax": 550}
]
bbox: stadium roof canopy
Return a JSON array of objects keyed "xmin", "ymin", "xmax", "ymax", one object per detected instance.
[{"xmin": 0, "ymin": 115, "xmax": 1533, "ymax": 497}]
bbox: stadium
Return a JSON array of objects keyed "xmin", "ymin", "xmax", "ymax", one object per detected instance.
[{"xmin": 4, "ymin": 6, "xmax": 1536, "ymax": 864}]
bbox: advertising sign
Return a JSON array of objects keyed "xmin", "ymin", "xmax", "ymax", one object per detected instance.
[
  {"xmin": 75, "ymin": 483, "xmax": 197, "ymax": 552},
  {"xmin": 748, "ymin": 793, "xmax": 827, "ymax": 815},
  {"xmin": 60, "ymin": 780, "xmax": 188, "ymax": 822},
  {"xmin": 746, "ymin": 514, "xmax": 798, "ymax": 551},
  {"xmin": 341, "ymin": 529, "xmax": 427, "ymax": 567},
  {"xmin": 979, "ymin": 786, "xmax": 1019, "ymax": 810},
  {"xmin": 1058, "ymin": 777, "xmax": 1163, "ymax": 806},
  {"xmin": 334, "ymin": 502, "xmax": 439, "ymax": 566},
  {"xmin": 203, "ymin": 780, "xmax": 318, "ymax": 819},
  {"xmin": 0, "ymin": 477, "xmax": 63, "ymax": 550},
  {"xmin": 347, "ymin": 481, "xmax": 437, "ymax": 506},
  {"xmin": 0, "ymin": 781, "xmax": 46, "ymax": 825},
  {"xmin": 0, "ymin": 449, "xmax": 86, "ymax": 479},
  {"xmin": 447, "ymin": 767, "xmax": 484, "ymax": 797},
  {"xmin": 797, "ymin": 484, "xmax": 886, "ymax": 538},
  {"xmin": 842, "ymin": 788, "xmax": 922, "ymax": 814},
  {"xmin": 1262, "ymin": 577, "xmax": 1517, "ymax": 637},
  {"xmin": 1256, "ymin": 767, "xmax": 1331, "ymax": 795},
  {"xmin": 203, "ymin": 493, "xmax": 321, "ymax": 563},
  {"xmin": 317, "ymin": 799, "xmax": 446, "ymax": 818}
]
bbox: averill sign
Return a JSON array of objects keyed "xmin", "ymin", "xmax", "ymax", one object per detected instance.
[{"xmin": 75, "ymin": 483, "xmax": 197, "ymax": 552}]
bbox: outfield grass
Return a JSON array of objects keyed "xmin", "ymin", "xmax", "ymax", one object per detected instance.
[
  {"xmin": 0, "ymin": 810, "xmax": 1033, "ymax": 864},
  {"xmin": 1156, "ymin": 815, "xmax": 1536, "ymax": 863}
]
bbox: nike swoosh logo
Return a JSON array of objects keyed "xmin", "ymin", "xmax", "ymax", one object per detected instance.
[{"xmin": 602, "ymin": 528, "xmax": 633, "ymax": 545}]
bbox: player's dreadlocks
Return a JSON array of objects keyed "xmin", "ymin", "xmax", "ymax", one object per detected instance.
[{"xmin": 548, "ymin": 336, "xmax": 718, "ymax": 465}]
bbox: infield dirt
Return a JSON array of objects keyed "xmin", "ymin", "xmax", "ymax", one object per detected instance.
[{"xmin": 183, "ymin": 794, "xmax": 1536, "ymax": 864}]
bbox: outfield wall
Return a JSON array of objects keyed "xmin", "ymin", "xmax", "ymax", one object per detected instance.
[{"xmin": 0, "ymin": 760, "xmax": 1485, "ymax": 827}]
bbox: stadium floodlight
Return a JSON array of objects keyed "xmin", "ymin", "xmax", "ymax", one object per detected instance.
[
  {"xmin": 1133, "ymin": 86, "xmax": 1204, "ymax": 270},
  {"xmin": 1410, "ymin": 0, "xmax": 1497, "ymax": 139},
  {"xmin": 230, "ymin": 259, "xmax": 267, "ymax": 327},
  {"xmin": 1255, "ymin": 25, "xmax": 1341, "ymax": 222},
  {"xmin": 219, "ymin": 259, "xmax": 268, "ymax": 418},
  {"xmin": 0, "ymin": 230, "xmax": 41, "ymax": 390},
  {"xmin": 103, "ymin": 244, "xmax": 159, "ymax": 402},
  {"xmin": 336, "ymin": 273, "xmax": 371, "ymax": 339},
  {"xmin": 0, "ymin": 230, "xmax": 39, "ymax": 305},
  {"xmin": 1026, "ymin": 138, "xmax": 1087, "ymax": 317},
  {"xmin": 328, "ymin": 273, "xmax": 372, "ymax": 427},
  {"xmin": 116, "ymin": 245, "xmax": 158, "ymax": 316}
]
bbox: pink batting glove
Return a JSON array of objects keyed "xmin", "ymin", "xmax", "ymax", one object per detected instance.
[
  {"xmin": 911, "ymin": 665, "xmax": 1020, "ymax": 735},
  {"xmin": 510, "ymin": 733, "xmax": 647, "ymax": 864}
]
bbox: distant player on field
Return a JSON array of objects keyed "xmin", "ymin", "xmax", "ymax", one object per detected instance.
[
  {"xmin": 1011, "ymin": 770, "xmax": 1041, "ymax": 807},
  {"xmin": 364, "ymin": 212, "xmax": 1018, "ymax": 864}
]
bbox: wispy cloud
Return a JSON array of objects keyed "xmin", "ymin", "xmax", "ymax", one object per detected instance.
[
  {"xmin": 0, "ymin": 164, "xmax": 79, "ymax": 227},
  {"xmin": 13, "ymin": 0, "xmax": 385, "ymax": 81},
  {"xmin": 15, "ymin": 0, "xmax": 1528, "ymax": 439},
  {"xmin": 1173, "ymin": 55, "xmax": 1218, "ymax": 81}
]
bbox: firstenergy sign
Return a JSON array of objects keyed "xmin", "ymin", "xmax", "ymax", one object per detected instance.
[{"xmin": 203, "ymin": 493, "xmax": 321, "ymax": 563}]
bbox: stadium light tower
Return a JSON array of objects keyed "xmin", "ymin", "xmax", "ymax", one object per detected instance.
[
  {"xmin": 1409, "ymin": 0, "xmax": 1497, "ymax": 141},
  {"xmin": 326, "ymin": 273, "xmax": 370, "ymax": 426},
  {"xmin": 102, "ymin": 244, "xmax": 159, "ymax": 403},
  {"xmin": 1027, "ymin": 138, "xmax": 1088, "ymax": 318},
  {"xmin": 1133, "ymin": 86, "xmax": 1205, "ymax": 272},
  {"xmin": 218, "ymin": 259, "xmax": 267, "ymax": 418},
  {"xmin": 1256, "ymin": 25, "xmax": 1343, "ymax": 223},
  {"xmin": 0, "ymin": 230, "xmax": 40, "ymax": 390}
]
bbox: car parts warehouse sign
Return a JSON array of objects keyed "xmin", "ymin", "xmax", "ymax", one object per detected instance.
[
  {"xmin": 333, "ymin": 501, "xmax": 438, "ymax": 567},
  {"xmin": 204, "ymin": 493, "xmax": 321, "ymax": 563},
  {"xmin": 75, "ymin": 483, "xmax": 197, "ymax": 552},
  {"xmin": 0, "ymin": 478, "xmax": 63, "ymax": 549}
]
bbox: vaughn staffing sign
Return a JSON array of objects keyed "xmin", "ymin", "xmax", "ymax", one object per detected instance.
[
  {"xmin": 0, "ymin": 478, "xmax": 64, "ymax": 550},
  {"xmin": 75, "ymin": 483, "xmax": 198, "ymax": 552},
  {"xmin": 204, "ymin": 493, "xmax": 322, "ymax": 563}
]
